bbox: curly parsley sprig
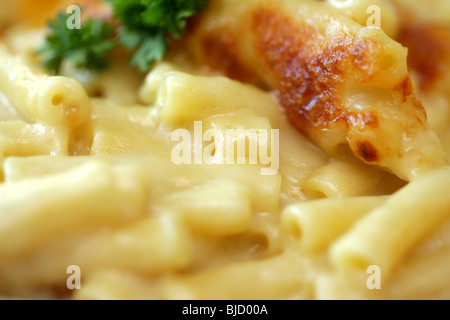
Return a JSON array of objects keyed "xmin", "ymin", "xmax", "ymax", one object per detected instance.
[
  {"xmin": 37, "ymin": 12, "xmax": 117, "ymax": 75},
  {"xmin": 37, "ymin": 0, "xmax": 210, "ymax": 74}
]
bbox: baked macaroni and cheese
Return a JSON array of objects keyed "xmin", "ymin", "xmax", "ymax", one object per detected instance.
[{"xmin": 0, "ymin": 0, "xmax": 449, "ymax": 300}]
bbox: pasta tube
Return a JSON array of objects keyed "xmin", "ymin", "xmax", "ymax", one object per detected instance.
[
  {"xmin": 330, "ymin": 166, "xmax": 450, "ymax": 286},
  {"xmin": 0, "ymin": 161, "xmax": 146, "ymax": 261},
  {"xmin": 163, "ymin": 179, "xmax": 252, "ymax": 237},
  {"xmin": 281, "ymin": 196, "xmax": 387, "ymax": 253},
  {"xmin": 0, "ymin": 45, "xmax": 90, "ymax": 128}
]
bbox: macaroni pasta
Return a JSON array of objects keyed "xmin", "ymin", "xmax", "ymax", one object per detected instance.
[{"xmin": 0, "ymin": 0, "xmax": 450, "ymax": 300}]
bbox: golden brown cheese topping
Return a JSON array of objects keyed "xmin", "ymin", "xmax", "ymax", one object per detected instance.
[{"xmin": 186, "ymin": 0, "xmax": 447, "ymax": 181}]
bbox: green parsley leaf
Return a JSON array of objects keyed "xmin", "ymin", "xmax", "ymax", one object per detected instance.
[
  {"xmin": 38, "ymin": 0, "xmax": 210, "ymax": 74},
  {"xmin": 37, "ymin": 12, "xmax": 118, "ymax": 75},
  {"xmin": 108, "ymin": 0, "xmax": 209, "ymax": 72},
  {"xmin": 129, "ymin": 33, "xmax": 167, "ymax": 72}
]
